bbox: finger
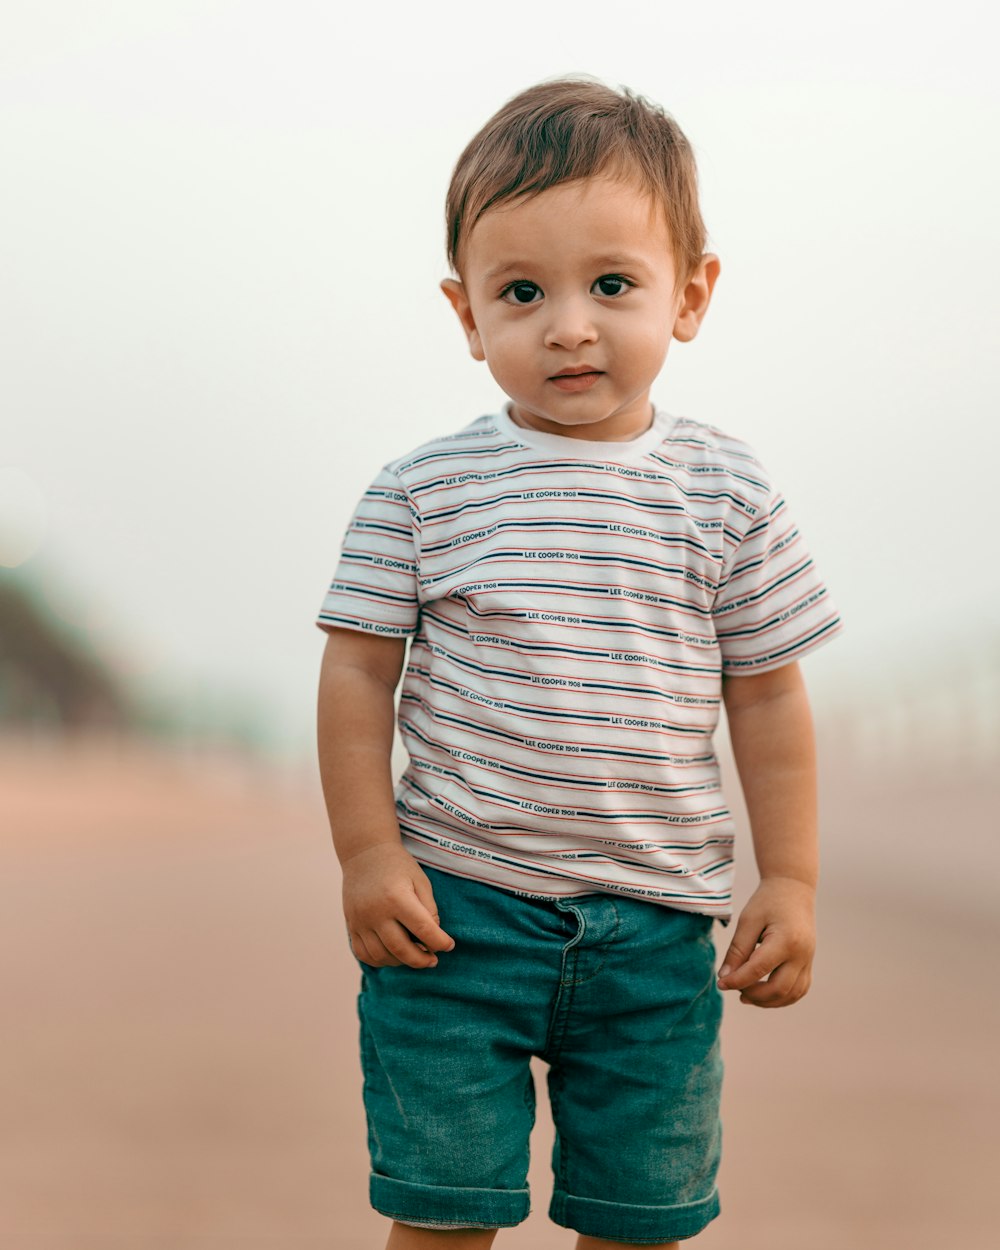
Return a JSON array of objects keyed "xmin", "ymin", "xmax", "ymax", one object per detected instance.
[
  {"xmin": 738, "ymin": 960, "xmax": 801, "ymax": 1007},
  {"xmin": 359, "ymin": 928, "xmax": 405, "ymax": 967},
  {"xmin": 376, "ymin": 918, "xmax": 441, "ymax": 969},
  {"xmin": 742, "ymin": 960, "xmax": 813, "ymax": 1008},
  {"xmin": 719, "ymin": 932, "xmax": 785, "ymax": 990},
  {"xmin": 398, "ymin": 885, "xmax": 457, "ymax": 954},
  {"xmin": 349, "ymin": 930, "xmax": 388, "ymax": 967},
  {"xmin": 717, "ymin": 916, "xmax": 766, "ymax": 983},
  {"xmin": 780, "ymin": 965, "xmax": 812, "ymax": 1004}
]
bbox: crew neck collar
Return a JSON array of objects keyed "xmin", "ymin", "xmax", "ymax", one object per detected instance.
[{"xmin": 495, "ymin": 401, "xmax": 675, "ymax": 461}]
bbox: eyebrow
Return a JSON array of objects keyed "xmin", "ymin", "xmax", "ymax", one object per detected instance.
[
  {"xmin": 482, "ymin": 261, "xmax": 534, "ymax": 282},
  {"xmin": 483, "ymin": 255, "xmax": 653, "ymax": 282},
  {"xmin": 588, "ymin": 255, "xmax": 654, "ymax": 272}
]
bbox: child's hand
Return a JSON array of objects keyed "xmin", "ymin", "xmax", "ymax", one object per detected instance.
[
  {"xmin": 341, "ymin": 842, "xmax": 457, "ymax": 970},
  {"xmin": 716, "ymin": 877, "xmax": 816, "ymax": 1008}
]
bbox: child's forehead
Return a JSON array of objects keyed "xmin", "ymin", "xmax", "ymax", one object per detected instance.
[{"xmin": 463, "ymin": 175, "xmax": 672, "ymax": 270}]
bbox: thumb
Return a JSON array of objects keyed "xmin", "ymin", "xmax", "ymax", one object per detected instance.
[
  {"xmin": 718, "ymin": 913, "xmax": 765, "ymax": 983},
  {"xmin": 408, "ymin": 867, "xmax": 455, "ymax": 947},
  {"xmin": 409, "ymin": 869, "xmax": 440, "ymax": 922}
]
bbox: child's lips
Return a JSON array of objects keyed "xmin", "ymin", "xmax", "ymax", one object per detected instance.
[{"xmin": 549, "ymin": 370, "xmax": 603, "ymax": 392}]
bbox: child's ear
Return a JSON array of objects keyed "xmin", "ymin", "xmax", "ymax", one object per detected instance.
[
  {"xmin": 672, "ymin": 253, "xmax": 721, "ymax": 343},
  {"xmin": 440, "ymin": 279, "xmax": 485, "ymax": 361}
]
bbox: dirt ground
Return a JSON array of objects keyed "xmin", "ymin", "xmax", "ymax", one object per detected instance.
[{"xmin": 1, "ymin": 730, "xmax": 997, "ymax": 1250}]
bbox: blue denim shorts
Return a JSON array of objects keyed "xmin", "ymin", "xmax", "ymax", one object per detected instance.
[{"xmin": 353, "ymin": 865, "xmax": 723, "ymax": 1245}]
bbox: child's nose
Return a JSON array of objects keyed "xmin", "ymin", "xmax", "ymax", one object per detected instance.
[{"xmin": 543, "ymin": 298, "xmax": 598, "ymax": 351}]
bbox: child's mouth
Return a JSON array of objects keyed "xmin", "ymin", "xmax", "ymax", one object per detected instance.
[{"xmin": 549, "ymin": 371, "xmax": 603, "ymax": 392}]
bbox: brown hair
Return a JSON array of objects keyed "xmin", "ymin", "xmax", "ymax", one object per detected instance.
[{"xmin": 445, "ymin": 77, "xmax": 708, "ymax": 289}]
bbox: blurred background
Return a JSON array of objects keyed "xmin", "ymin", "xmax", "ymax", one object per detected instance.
[{"xmin": 2, "ymin": 1, "xmax": 998, "ymax": 1247}]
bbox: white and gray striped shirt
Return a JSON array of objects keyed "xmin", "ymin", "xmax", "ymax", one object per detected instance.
[{"xmin": 316, "ymin": 405, "xmax": 842, "ymax": 918}]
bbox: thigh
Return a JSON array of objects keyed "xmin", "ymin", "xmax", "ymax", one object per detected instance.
[
  {"xmin": 354, "ymin": 865, "xmax": 565, "ymax": 1191},
  {"xmin": 545, "ymin": 901, "xmax": 723, "ymax": 1211}
]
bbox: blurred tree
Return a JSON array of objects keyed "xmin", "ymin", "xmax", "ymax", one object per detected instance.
[{"xmin": 0, "ymin": 573, "xmax": 132, "ymax": 731}]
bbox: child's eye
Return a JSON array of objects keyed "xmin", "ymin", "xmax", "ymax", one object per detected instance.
[
  {"xmin": 592, "ymin": 274, "xmax": 632, "ymax": 298},
  {"xmin": 500, "ymin": 281, "xmax": 542, "ymax": 305}
]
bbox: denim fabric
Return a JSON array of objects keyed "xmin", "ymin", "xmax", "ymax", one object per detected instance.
[{"xmin": 354, "ymin": 864, "xmax": 723, "ymax": 1244}]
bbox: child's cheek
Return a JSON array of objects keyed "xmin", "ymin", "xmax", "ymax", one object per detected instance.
[{"xmin": 486, "ymin": 326, "xmax": 529, "ymax": 376}]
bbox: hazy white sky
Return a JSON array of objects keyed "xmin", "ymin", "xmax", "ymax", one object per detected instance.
[{"xmin": 3, "ymin": 1, "xmax": 998, "ymax": 758}]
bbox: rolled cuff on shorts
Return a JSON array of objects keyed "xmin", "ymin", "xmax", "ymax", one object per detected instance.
[
  {"xmin": 371, "ymin": 1172, "xmax": 530, "ymax": 1230},
  {"xmin": 550, "ymin": 1185, "xmax": 721, "ymax": 1243}
]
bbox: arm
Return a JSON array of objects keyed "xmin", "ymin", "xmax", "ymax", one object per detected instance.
[
  {"xmin": 317, "ymin": 627, "xmax": 455, "ymax": 969},
  {"xmin": 716, "ymin": 660, "xmax": 817, "ymax": 1008}
]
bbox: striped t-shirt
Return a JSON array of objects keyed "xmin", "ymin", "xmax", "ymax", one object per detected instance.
[{"xmin": 316, "ymin": 404, "xmax": 843, "ymax": 919}]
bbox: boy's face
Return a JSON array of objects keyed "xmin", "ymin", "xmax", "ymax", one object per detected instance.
[{"xmin": 442, "ymin": 174, "xmax": 719, "ymax": 441}]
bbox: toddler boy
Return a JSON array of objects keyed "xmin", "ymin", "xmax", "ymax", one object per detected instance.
[{"xmin": 316, "ymin": 77, "xmax": 842, "ymax": 1250}]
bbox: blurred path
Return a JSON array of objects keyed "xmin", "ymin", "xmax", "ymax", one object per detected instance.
[{"xmin": 1, "ymin": 734, "xmax": 996, "ymax": 1249}]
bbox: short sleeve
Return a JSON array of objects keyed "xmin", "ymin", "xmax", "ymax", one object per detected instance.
[
  {"xmin": 315, "ymin": 466, "xmax": 420, "ymax": 637},
  {"xmin": 713, "ymin": 478, "xmax": 843, "ymax": 673}
]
